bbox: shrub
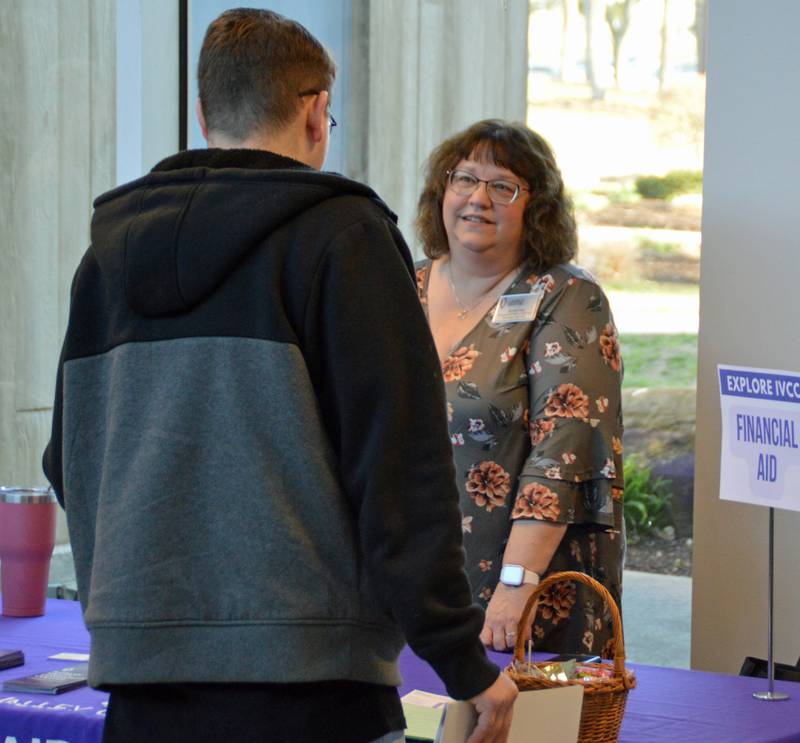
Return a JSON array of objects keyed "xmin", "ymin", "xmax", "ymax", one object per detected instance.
[
  {"xmin": 635, "ymin": 170, "xmax": 703, "ymax": 200},
  {"xmin": 635, "ymin": 176, "xmax": 672, "ymax": 200},
  {"xmin": 623, "ymin": 457, "xmax": 674, "ymax": 538},
  {"xmin": 638, "ymin": 238, "xmax": 682, "ymax": 256}
]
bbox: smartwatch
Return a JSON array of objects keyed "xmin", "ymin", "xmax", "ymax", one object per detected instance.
[{"xmin": 499, "ymin": 564, "xmax": 540, "ymax": 588}]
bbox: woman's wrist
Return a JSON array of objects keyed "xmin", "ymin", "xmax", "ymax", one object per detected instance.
[{"xmin": 499, "ymin": 563, "xmax": 540, "ymax": 588}]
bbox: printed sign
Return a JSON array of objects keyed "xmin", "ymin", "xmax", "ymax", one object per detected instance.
[{"xmin": 718, "ymin": 364, "xmax": 800, "ymax": 512}]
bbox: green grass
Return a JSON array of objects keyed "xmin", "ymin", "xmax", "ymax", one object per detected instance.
[{"xmin": 620, "ymin": 333, "xmax": 698, "ymax": 388}]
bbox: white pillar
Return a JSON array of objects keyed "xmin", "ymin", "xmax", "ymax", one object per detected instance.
[{"xmin": 692, "ymin": 0, "xmax": 800, "ymax": 674}]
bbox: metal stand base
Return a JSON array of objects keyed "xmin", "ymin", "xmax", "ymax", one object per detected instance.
[{"xmin": 753, "ymin": 691, "xmax": 790, "ymax": 701}]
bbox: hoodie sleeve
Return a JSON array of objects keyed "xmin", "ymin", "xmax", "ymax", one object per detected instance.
[
  {"xmin": 42, "ymin": 264, "xmax": 85, "ymax": 509},
  {"xmin": 42, "ymin": 364, "xmax": 65, "ymax": 508},
  {"xmin": 303, "ymin": 216, "xmax": 499, "ymax": 700},
  {"xmin": 42, "ymin": 248, "xmax": 101, "ymax": 508}
]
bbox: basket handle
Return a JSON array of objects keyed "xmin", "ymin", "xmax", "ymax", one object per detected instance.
[{"xmin": 512, "ymin": 570, "xmax": 627, "ymax": 680}]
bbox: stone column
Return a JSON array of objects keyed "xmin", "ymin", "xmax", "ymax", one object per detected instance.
[
  {"xmin": 362, "ymin": 0, "xmax": 528, "ymax": 256},
  {"xmin": 0, "ymin": 0, "xmax": 116, "ymax": 556}
]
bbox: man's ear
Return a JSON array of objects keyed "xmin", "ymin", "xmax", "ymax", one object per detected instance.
[
  {"xmin": 306, "ymin": 90, "xmax": 329, "ymax": 144},
  {"xmin": 196, "ymin": 98, "xmax": 209, "ymax": 142}
]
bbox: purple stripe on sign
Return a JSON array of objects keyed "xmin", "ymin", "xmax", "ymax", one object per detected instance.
[{"xmin": 719, "ymin": 368, "xmax": 800, "ymax": 403}]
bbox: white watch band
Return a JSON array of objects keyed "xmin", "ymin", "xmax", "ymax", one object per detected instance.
[{"xmin": 499, "ymin": 563, "xmax": 540, "ymax": 587}]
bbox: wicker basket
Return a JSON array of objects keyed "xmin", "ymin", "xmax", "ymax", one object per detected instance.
[{"xmin": 505, "ymin": 570, "xmax": 636, "ymax": 743}]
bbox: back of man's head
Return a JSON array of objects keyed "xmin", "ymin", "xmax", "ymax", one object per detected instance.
[{"xmin": 198, "ymin": 8, "xmax": 336, "ymax": 143}]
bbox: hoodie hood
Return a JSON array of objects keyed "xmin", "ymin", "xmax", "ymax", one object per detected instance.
[{"xmin": 90, "ymin": 149, "xmax": 396, "ymax": 317}]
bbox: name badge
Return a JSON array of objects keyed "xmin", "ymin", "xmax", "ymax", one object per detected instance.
[{"xmin": 491, "ymin": 290, "xmax": 542, "ymax": 324}]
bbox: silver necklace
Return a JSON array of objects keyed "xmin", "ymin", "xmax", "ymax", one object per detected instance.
[{"xmin": 447, "ymin": 261, "xmax": 515, "ymax": 320}]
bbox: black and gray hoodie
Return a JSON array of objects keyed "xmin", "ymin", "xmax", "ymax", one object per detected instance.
[{"xmin": 43, "ymin": 149, "xmax": 498, "ymax": 699}]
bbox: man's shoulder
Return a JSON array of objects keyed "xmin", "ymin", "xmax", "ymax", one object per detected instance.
[
  {"xmin": 307, "ymin": 192, "xmax": 394, "ymax": 230},
  {"xmin": 301, "ymin": 194, "xmax": 414, "ymax": 276},
  {"xmin": 304, "ymin": 169, "xmax": 396, "ymax": 221},
  {"xmin": 292, "ymin": 184, "xmax": 402, "ymax": 249}
]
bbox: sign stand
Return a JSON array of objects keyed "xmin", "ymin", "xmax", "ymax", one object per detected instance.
[{"xmin": 752, "ymin": 507, "xmax": 789, "ymax": 701}]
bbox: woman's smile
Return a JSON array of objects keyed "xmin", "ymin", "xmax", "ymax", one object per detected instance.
[{"xmin": 459, "ymin": 213, "xmax": 495, "ymax": 225}]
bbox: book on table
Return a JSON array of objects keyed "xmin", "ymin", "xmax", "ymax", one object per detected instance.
[
  {"xmin": 2, "ymin": 664, "xmax": 89, "ymax": 695},
  {"xmin": 0, "ymin": 649, "xmax": 25, "ymax": 671}
]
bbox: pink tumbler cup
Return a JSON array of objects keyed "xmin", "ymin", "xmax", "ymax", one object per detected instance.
[{"xmin": 0, "ymin": 486, "xmax": 57, "ymax": 617}]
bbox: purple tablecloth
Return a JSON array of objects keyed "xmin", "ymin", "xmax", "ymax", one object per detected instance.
[
  {"xmin": 399, "ymin": 649, "xmax": 800, "ymax": 743},
  {"xmin": 2, "ymin": 599, "xmax": 799, "ymax": 742},
  {"xmin": 0, "ymin": 600, "xmax": 106, "ymax": 743}
]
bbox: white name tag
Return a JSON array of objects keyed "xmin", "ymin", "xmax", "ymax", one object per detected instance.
[{"xmin": 491, "ymin": 290, "xmax": 542, "ymax": 324}]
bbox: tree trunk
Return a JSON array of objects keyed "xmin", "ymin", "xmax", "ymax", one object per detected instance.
[
  {"xmin": 658, "ymin": 0, "xmax": 670, "ymax": 93},
  {"xmin": 559, "ymin": 0, "xmax": 569, "ymax": 81},
  {"xmin": 606, "ymin": 0, "xmax": 631, "ymax": 89},
  {"xmin": 583, "ymin": 0, "xmax": 604, "ymax": 100},
  {"xmin": 693, "ymin": 0, "xmax": 707, "ymax": 74}
]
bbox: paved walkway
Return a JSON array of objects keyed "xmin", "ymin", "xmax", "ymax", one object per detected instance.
[
  {"xmin": 622, "ymin": 569, "xmax": 692, "ymax": 668},
  {"xmin": 606, "ymin": 290, "xmax": 699, "ymax": 334}
]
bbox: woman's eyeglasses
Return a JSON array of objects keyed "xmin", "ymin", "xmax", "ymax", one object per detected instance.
[{"xmin": 446, "ymin": 169, "xmax": 529, "ymax": 205}]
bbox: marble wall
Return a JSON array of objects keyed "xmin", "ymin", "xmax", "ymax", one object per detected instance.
[{"xmin": 0, "ymin": 0, "xmax": 115, "ymax": 563}]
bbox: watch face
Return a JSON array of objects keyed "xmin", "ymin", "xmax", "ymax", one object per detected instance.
[{"xmin": 501, "ymin": 564, "xmax": 524, "ymax": 586}]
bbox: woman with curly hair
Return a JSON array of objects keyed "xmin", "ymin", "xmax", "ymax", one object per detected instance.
[{"xmin": 415, "ymin": 119, "xmax": 625, "ymax": 657}]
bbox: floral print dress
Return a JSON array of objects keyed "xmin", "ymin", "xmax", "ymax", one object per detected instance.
[{"xmin": 417, "ymin": 258, "xmax": 625, "ymax": 658}]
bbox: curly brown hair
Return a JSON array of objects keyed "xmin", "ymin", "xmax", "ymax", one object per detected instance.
[{"xmin": 415, "ymin": 120, "xmax": 577, "ymax": 268}]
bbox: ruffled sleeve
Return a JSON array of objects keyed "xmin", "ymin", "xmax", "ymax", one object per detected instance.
[{"xmin": 513, "ymin": 268, "xmax": 624, "ymax": 529}]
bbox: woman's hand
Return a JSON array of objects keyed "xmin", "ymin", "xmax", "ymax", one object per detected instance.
[{"xmin": 480, "ymin": 583, "xmax": 538, "ymax": 652}]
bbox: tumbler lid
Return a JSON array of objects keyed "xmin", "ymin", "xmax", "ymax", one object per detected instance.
[{"xmin": 0, "ymin": 486, "xmax": 57, "ymax": 504}]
